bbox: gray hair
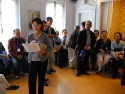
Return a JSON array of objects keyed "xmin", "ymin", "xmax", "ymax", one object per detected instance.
[
  {"xmin": 86, "ymin": 20, "xmax": 92, "ymax": 25},
  {"xmin": 56, "ymin": 30, "xmax": 59, "ymax": 33},
  {"xmin": 13, "ymin": 28, "xmax": 20, "ymax": 33}
]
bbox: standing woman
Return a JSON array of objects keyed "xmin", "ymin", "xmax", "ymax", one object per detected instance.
[{"xmin": 26, "ymin": 18, "xmax": 51, "ymax": 94}]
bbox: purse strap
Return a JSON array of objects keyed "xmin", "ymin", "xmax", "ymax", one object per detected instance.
[{"xmin": 73, "ymin": 45, "xmax": 78, "ymax": 56}]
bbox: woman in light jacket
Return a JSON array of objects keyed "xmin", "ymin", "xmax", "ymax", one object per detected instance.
[
  {"xmin": 26, "ymin": 18, "xmax": 51, "ymax": 94},
  {"xmin": 111, "ymin": 32, "xmax": 125, "ymax": 79}
]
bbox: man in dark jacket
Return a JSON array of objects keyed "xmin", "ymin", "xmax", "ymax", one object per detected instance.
[
  {"xmin": 68, "ymin": 25, "xmax": 80, "ymax": 49},
  {"xmin": 76, "ymin": 20, "xmax": 96, "ymax": 76}
]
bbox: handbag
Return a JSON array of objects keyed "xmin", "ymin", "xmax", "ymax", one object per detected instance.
[
  {"xmin": 39, "ymin": 43, "xmax": 47, "ymax": 50},
  {"xmin": 68, "ymin": 46, "xmax": 78, "ymax": 68}
]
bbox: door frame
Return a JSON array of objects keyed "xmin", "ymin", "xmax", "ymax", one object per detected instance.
[{"xmin": 75, "ymin": 4, "xmax": 97, "ymax": 31}]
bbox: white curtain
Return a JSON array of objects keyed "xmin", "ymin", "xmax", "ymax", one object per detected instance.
[{"xmin": 101, "ymin": 1, "xmax": 113, "ymax": 33}]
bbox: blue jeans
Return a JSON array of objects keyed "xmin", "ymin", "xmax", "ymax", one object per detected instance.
[{"xmin": 11, "ymin": 55, "xmax": 29, "ymax": 76}]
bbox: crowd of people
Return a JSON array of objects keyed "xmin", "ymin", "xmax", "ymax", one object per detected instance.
[{"xmin": 0, "ymin": 17, "xmax": 125, "ymax": 94}]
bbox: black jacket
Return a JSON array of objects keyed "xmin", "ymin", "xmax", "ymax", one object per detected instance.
[
  {"xmin": 77, "ymin": 29, "xmax": 96, "ymax": 51},
  {"xmin": 0, "ymin": 42, "xmax": 5, "ymax": 52},
  {"xmin": 68, "ymin": 30, "xmax": 79, "ymax": 49},
  {"xmin": 96, "ymin": 38, "xmax": 111, "ymax": 53},
  {"xmin": 45, "ymin": 27, "xmax": 56, "ymax": 47}
]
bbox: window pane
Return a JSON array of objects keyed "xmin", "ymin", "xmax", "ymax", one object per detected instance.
[
  {"xmin": 1, "ymin": 0, "xmax": 17, "ymax": 50},
  {"xmin": 46, "ymin": 2, "xmax": 55, "ymax": 29},
  {"xmin": 46, "ymin": 2, "xmax": 65, "ymax": 37},
  {"xmin": 56, "ymin": 3, "xmax": 63, "ymax": 35},
  {"xmin": 0, "ymin": 1, "xmax": 2, "ymax": 41}
]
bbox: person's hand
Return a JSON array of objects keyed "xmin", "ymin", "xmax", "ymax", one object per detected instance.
[
  {"xmin": 37, "ymin": 50, "xmax": 46, "ymax": 55},
  {"xmin": 48, "ymin": 34, "xmax": 51, "ymax": 38},
  {"xmin": 99, "ymin": 49, "xmax": 104, "ymax": 53},
  {"xmin": 17, "ymin": 55, "xmax": 22, "ymax": 60},
  {"xmin": 56, "ymin": 46, "xmax": 60, "ymax": 51},
  {"xmin": 6, "ymin": 55, "xmax": 10, "ymax": 60},
  {"xmin": 47, "ymin": 53, "xmax": 50, "ymax": 57},
  {"xmin": 115, "ymin": 52, "xmax": 121, "ymax": 60},
  {"xmin": 19, "ymin": 55, "xmax": 23, "ymax": 58},
  {"xmin": 79, "ymin": 54, "xmax": 82, "ymax": 56},
  {"xmin": 84, "ymin": 46, "xmax": 89, "ymax": 50},
  {"xmin": 60, "ymin": 46, "xmax": 64, "ymax": 49},
  {"xmin": 58, "ymin": 46, "xmax": 61, "ymax": 48}
]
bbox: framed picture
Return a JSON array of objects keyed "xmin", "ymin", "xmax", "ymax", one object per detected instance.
[{"xmin": 28, "ymin": 10, "xmax": 40, "ymax": 30}]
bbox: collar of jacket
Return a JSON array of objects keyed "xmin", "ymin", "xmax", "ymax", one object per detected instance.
[{"xmin": 13, "ymin": 36, "xmax": 21, "ymax": 41}]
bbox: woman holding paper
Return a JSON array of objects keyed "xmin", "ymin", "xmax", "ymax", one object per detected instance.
[{"xmin": 26, "ymin": 18, "xmax": 51, "ymax": 94}]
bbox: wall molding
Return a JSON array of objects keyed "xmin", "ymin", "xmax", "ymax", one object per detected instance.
[
  {"xmin": 99, "ymin": 0, "xmax": 121, "ymax": 2},
  {"xmin": 76, "ymin": 4, "xmax": 96, "ymax": 10}
]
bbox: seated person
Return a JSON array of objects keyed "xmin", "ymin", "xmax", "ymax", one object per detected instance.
[
  {"xmin": 8, "ymin": 28, "xmax": 29, "ymax": 79},
  {"xmin": 90, "ymin": 30, "xmax": 100, "ymax": 70},
  {"xmin": 0, "ymin": 42, "xmax": 12, "ymax": 77},
  {"xmin": 111, "ymin": 32, "xmax": 125, "ymax": 79},
  {"xmin": 54, "ymin": 31, "xmax": 61, "ymax": 64},
  {"xmin": 0, "ymin": 74, "xmax": 19, "ymax": 94},
  {"xmin": 57, "ymin": 29, "xmax": 69, "ymax": 68},
  {"xmin": 96, "ymin": 30, "xmax": 111, "ymax": 73}
]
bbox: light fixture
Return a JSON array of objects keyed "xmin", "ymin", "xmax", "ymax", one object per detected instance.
[
  {"xmin": 71, "ymin": 0, "xmax": 78, "ymax": 4},
  {"xmin": 93, "ymin": 0, "xmax": 97, "ymax": 1},
  {"xmin": 71, "ymin": 0, "xmax": 78, "ymax": 6},
  {"xmin": 71, "ymin": 0, "xmax": 78, "ymax": 3}
]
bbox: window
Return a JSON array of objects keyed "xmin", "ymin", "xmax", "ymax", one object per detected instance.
[
  {"xmin": 0, "ymin": 1, "xmax": 2, "ymax": 41},
  {"xmin": 0, "ymin": 0, "xmax": 18, "ymax": 50},
  {"xmin": 46, "ymin": 1, "xmax": 65, "ymax": 37}
]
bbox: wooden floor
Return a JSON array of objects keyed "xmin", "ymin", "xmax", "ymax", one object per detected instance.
[{"xmin": 6, "ymin": 65, "xmax": 125, "ymax": 94}]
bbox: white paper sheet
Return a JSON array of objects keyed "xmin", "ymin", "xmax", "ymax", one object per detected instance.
[{"xmin": 22, "ymin": 43, "xmax": 40, "ymax": 52}]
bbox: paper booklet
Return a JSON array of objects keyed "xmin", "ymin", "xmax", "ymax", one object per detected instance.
[{"xmin": 22, "ymin": 43, "xmax": 40, "ymax": 52}]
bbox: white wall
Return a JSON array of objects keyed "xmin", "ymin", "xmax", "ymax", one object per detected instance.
[{"xmin": 18, "ymin": 0, "xmax": 75, "ymax": 39}]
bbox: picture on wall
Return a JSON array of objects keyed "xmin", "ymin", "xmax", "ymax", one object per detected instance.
[{"xmin": 28, "ymin": 10, "xmax": 40, "ymax": 30}]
